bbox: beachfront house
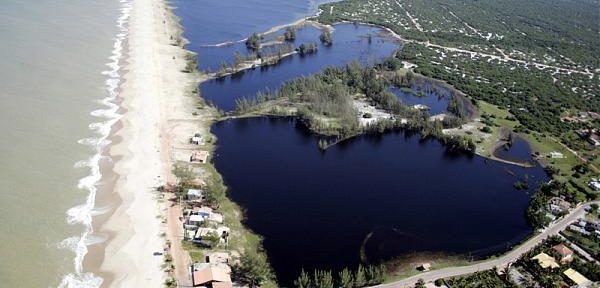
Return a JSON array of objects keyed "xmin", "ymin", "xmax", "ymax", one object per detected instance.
[
  {"xmin": 552, "ymin": 244, "xmax": 574, "ymax": 264},
  {"xmin": 190, "ymin": 150, "xmax": 209, "ymax": 163},
  {"xmin": 531, "ymin": 252, "xmax": 559, "ymax": 269},
  {"xmin": 563, "ymin": 268, "xmax": 592, "ymax": 287},
  {"xmin": 191, "ymin": 264, "xmax": 232, "ymax": 288}
]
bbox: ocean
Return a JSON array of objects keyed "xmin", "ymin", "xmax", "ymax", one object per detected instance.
[{"xmin": 0, "ymin": 0, "xmax": 127, "ymax": 286}]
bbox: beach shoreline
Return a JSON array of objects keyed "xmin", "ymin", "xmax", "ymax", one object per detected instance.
[{"xmin": 83, "ymin": 0, "xmax": 200, "ymax": 286}]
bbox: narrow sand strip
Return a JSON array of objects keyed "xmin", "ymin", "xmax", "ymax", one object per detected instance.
[{"xmin": 92, "ymin": 0, "xmax": 196, "ymax": 286}]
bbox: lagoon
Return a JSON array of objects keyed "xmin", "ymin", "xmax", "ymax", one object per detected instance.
[{"xmin": 212, "ymin": 117, "xmax": 548, "ymax": 285}]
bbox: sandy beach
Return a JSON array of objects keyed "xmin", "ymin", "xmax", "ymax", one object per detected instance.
[{"xmin": 84, "ymin": 0, "xmax": 201, "ymax": 286}]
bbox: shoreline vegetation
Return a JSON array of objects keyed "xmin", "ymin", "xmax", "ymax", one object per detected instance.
[
  {"xmin": 155, "ymin": 1, "xmax": 599, "ymax": 288},
  {"xmin": 226, "ymin": 59, "xmax": 478, "ymax": 155},
  {"xmin": 158, "ymin": 4, "xmax": 280, "ymax": 288}
]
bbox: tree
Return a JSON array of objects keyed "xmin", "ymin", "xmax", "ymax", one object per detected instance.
[
  {"xmin": 293, "ymin": 269, "xmax": 312, "ymax": 288},
  {"xmin": 415, "ymin": 279, "xmax": 426, "ymax": 288},
  {"xmin": 234, "ymin": 251, "xmax": 273, "ymax": 287},
  {"xmin": 313, "ymin": 270, "xmax": 334, "ymax": 288},
  {"xmin": 338, "ymin": 268, "xmax": 354, "ymax": 288},
  {"xmin": 246, "ymin": 33, "xmax": 261, "ymax": 50},
  {"xmin": 354, "ymin": 265, "xmax": 366, "ymax": 287},
  {"xmin": 320, "ymin": 29, "xmax": 333, "ymax": 46},
  {"xmin": 233, "ymin": 51, "xmax": 245, "ymax": 67},
  {"xmin": 284, "ymin": 27, "xmax": 297, "ymax": 41}
]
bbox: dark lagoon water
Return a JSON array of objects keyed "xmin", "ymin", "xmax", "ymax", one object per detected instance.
[
  {"xmin": 390, "ymin": 86, "xmax": 450, "ymax": 115},
  {"xmin": 174, "ymin": 0, "xmax": 549, "ymax": 285},
  {"xmin": 212, "ymin": 118, "xmax": 548, "ymax": 285},
  {"xmin": 493, "ymin": 137, "xmax": 535, "ymax": 164},
  {"xmin": 200, "ymin": 24, "xmax": 399, "ymax": 111}
]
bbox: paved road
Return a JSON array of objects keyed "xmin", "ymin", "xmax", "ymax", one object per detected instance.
[{"xmin": 376, "ymin": 202, "xmax": 596, "ymax": 288}]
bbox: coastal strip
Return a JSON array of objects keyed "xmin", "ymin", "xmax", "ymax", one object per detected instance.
[{"xmin": 83, "ymin": 0, "xmax": 199, "ymax": 286}]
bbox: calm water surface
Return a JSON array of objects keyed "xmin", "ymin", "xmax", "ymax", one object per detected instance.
[
  {"xmin": 0, "ymin": 0, "xmax": 121, "ymax": 287},
  {"xmin": 390, "ymin": 86, "xmax": 450, "ymax": 115},
  {"xmin": 212, "ymin": 118, "xmax": 548, "ymax": 285},
  {"xmin": 175, "ymin": 0, "xmax": 335, "ymax": 45},
  {"xmin": 201, "ymin": 24, "xmax": 399, "ymax": 111},
  {"xmin": 494, "ymin": 136, "xmax": 535, "ymax": 164}
]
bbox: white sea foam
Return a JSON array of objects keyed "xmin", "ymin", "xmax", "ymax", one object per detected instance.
[{"xmin": 58, "ymin": 1, "xmax": 132, "ymax": 287}]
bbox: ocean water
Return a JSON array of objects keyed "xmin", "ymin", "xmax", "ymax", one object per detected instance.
[{"xmin": 0, "ymin": 0, "xmax": 126, "ymax": 286}]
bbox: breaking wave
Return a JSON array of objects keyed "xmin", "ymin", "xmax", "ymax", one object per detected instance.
[{"xmin": 58, "ymin": 0, "xmax": 132, "ymax": 287}]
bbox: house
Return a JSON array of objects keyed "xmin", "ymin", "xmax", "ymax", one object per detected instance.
[
  {"xmin": 190, "ymin": 150, "xmax": 209, "ymax": 163},
  {"xmin": 191, "ymin": 265, "xmax": 232, "ymax": 288},
  {"xmin": 549, "ymin": 197, "xmax": 571, "ymax": 214},
  {"xmin": 563, "ymin": 268, "xmax": 591, "ymax": 287},
  {"xmin": 549, "ymin": 151, "xmax": 564, "ymax": 159},
  {"xmin": 531, "ymin": 252, "xmax": 559, "ymax": 269},
  {"xmin": 552, "ymin": 244, "xmax": 574, "ymax": 264},
  {"xmin": 187, "ymin": 189, "xmax": 204, "ymax": 201}
]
